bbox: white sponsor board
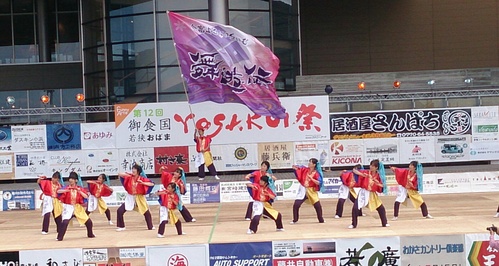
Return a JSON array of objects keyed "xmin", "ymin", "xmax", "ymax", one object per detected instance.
[
  {"xmin": 465, "ymin": 233, "xmax": 499, "ymax": 266},
  {"xmin": 11, "ymin": 125, "xmax": 47, "ymax": 152},
  {"xmin": 81, "ymin": 122, "xmax": 116, "ymax": 149},
  {"xmin": 214, "ymin": 144, "xmax": 258, "ymax": 172},
  {"xmin": 435, "ymin": 135, "xmax": 471, "ymax": 162},
  {"xmin": 273, "ymin": 239, "xmax": 337, "ymax": 266},
  {"xmin": 14, "ymin": 152, "xmax": 49, "ymax": 179},
  {"xmin": 48, "ymin": 150, "xmax": 86, "ymax": 177},
  {"xmin": 329, "ymin": 139, "xmax": 364, "ymax": 167},
  {"xmin": 146, "ymin": 244, "xmax": 209, "ymax": 266},
  {"xmin": 400, "ymin": 234, "xmax": 465, "ymax": 265},
  {"xmin": 188, "ymin": 145, "xmax": 224, "ymax": 173},
  {"xmin": 471, "ymin": 106, "xmax": 499, "ymax": 142},
  {"xmin": 220, "ymin": 181, "xmax": 252, "ymax": 203},
  {"xmin": 118, "ymin": 148, "xmax": 155, "ymax": 174},
  {"xmin": 0, "ymin": 154, "xmax": 13, "ymax": 174},
  {"xmin": 20, "ymin": 248, "xmax": 82, "ymax": 265},
  {"xmin": 83, "ymin": 149, "xmax": 119, "ymax": 177},
  {"xmin": 83, "ymin": 248, "xmax": 108, "ymax": 263},
  {"xmin": 114, "ymin": 96, "xmax": 330, "ymax": 148},
  {"xmin": 363, "ymin": 138, "xmax": 400, "ymax": 165},
  {"xmin": 470, "ymin": 141, "xmax": 499, "ymax": 161},
  {"xmin": 398, "ymin": 136, "xmax": 436, "ymax": 163},
  {"xmin": 435, "ymin": 172, "xmax": 472, "ymax": 194},
  {"xmin": 257, "ymin": 142, "xmax": 294, "ymax": 169},
  {"xmin": 336, "ymin": 236, "xmax": 400, "ymax": 266},
  {"xmin": 294, "ymin": 141, "xmax": 329, "ymax": 167}
]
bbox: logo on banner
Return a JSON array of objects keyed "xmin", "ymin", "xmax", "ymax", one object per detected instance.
[
  {"xmin": 3, "ymin": 191, "xmax": 12, "ymax": 200},
  {"xmin": 0, "ymin": 130, "xmax": 8, "ymax": 141},
  {"xmin": 168, "ymin": 253, "xmax": 188, "ymax": 266},
  {"xmin": 53, "ymin": 126, "xmax": 74, "ymax": 144},
  {"xmin": 331, "ymin": 142, "xmax": 344, "ymax": 155},
  {"xmin": 234, "ymin": 147, "xmax": 248, "ymax": 160}
]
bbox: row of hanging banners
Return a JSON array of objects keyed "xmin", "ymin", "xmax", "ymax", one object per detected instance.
[
  {"xmin": 0, "ymin": 233, "xmax": 496, "ymax": 265},
  {"xmin": 0, "ymin": 95, "xmax": 498, "ymax": 179}
]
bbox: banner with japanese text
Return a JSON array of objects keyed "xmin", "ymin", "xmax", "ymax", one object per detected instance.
[
  {"xmin": 398, "ymin": 136, "xmax": 436, "ymax": 163},
  {"xmin": 400, "ymin": 234, "xmax": 465, "ymax": 265},
  {"xmin": 20, "ymin": 248, "xmax": 82, "ymax": 266},
  {"xmin": 294, "ymin": 141, "xmax": 329, "ymax": 167},
  {"xmin": 465, "ymin": 233, "xmax": 498, "ymax": 266},
  {"xmin": 471, "ymin": 106, "xmax": 499, "ymax": 142},
  {"xmin": 83, "ymin": 149, "xmax": 119, "ymax": 177},
  {"xmin": 114, "ymin": 96, "xmax": 329, "ymax": 148},
  {"xmin": 209, "ymin": 144, "xmax": 258, "ymax": 172},
  {"xmin": 435, "ymin": 135, "xmax": 471, "ymax": 162},
  {"xmin": 329, "ymin": 139, "xmax": 364, "ymax": 167},
  {"xmin": 0, "ymin": 251, "xmax": 19, "ymax": 265},
  {"xmin": 46, "ymin": 123, "xmax": 81, "ymax": 151},
  {"xmin": 219, "ymin": 181, "xmax": 251, "ymax": 203},
  {"xmin": 118, "ymin": 148, "xmax": 155, "ymax": 175},
  {"xmin": 1, "ymin": 189, "xmax": 35, "ymax": 211},
  {"xmin": 147, "ymin": 244, "xmax": 208, "ymax": 266},
  {"xmin": 154, "ymin": 146, "xmax": 190, "ymax": 173},
  {"xmin": 210, "ymin": 242, "xmax": 272, "ymax": 266},
  {"xmin": 48, "ymin": 150, "xmax": 86, "ymax": 177},
  {"xmin": 0, "ymin": 153, "xmax": 13, "ymax": 175},
  {"xmin": 363, "ymin": 137, "xmax": 400, "ymax": 165},
  {"xmin": 0, "ymin": 126, "xmax": 12, "ymax": 153},
  {"xmin": 14, "ymin": 152, "xmax": 49, "ymax": 179},
  {"xmin": 272, "ymin": 239, "xmax": 336, "ymax": 266},
  {"xmin": 81, "ymin": 122, "xmax": 116, "ymax": 149},
  {"xmin": 191, "ymin": 182, "xmax": 220, "ymax": 204},
  {"xmin": 257, "ymin": 142, "xmax": 294, "ymax": 169},
  {"xmin": 11, "ymin": 125, "xmax": 47, "ymax": 152},
  {"xmin": 336, "ymin": 236, "xmax": 400, "ymax": 266}
]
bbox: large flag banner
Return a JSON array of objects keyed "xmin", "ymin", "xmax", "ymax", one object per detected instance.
[{"xmin": 168, "ymin": 11, "xmax": 286, "ymax": 119}]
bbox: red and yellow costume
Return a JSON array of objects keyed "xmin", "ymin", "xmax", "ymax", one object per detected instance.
[
  {"xmin": 158, "ymin": 190, "xmax": 180, "ymax": 225},
  {"xmin": 393, "ymin": 168, "xmax": 424, "ymax": 208},
  {"xmin": 120, "ymin": 174, "xmax": 153, "ymax": 215},
  {"xmin": 58, "ymin": 185, "xmax": 90, "ymax": 225},
  {"xmin": 250, "ymin": 184, "xmax": 279, "ymax": 219},
  {"xmin": 39, "ymin": 179, "xmax": 63, "ymax": 217},
  {"xmin": 87, "ymin": 182, "xmax": 113, "ymax": 214},
  {"xmin": 295, "ymin": 167, "xmax": 320, "ymax": 204},
  {"xmin": 195, "ymin": 135, "xmax": 214, "ymax": 167},
  {"xmin": 357, "ymin": 170, "xmax": 384, "ymax": 211}
]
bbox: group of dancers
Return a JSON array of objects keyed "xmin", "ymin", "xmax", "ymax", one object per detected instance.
[{"xmin": 37, "ymin": 157, "xmax": 433, "ymax": 240}]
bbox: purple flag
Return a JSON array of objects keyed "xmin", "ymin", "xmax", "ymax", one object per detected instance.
[{"xmin": 168, "ymin": 11, "xmax": 287, "ymax": 119}]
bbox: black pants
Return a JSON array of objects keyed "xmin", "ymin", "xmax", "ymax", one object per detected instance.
[
  {"xmin": 335, "ymin": 193, "xmax": 363, "ymax": 217},
  {"xmin": 198, "ymin": 163, "xmax": 217, "ymax": 178},
  {"xmin": 158, "ymin": 220, "xmax": 182, "ymax": 235},
  {"xmin": 394, "ymin": 201, "xmax": 428, "ymax": 217},
  {"xmin": 351, "ymin": 198, "xmax": 388, "ymax": 228},
  {"xmin": 42, "ymin": 211, "xmax": 62, "ymax": 233},
  {"xmin": 180, "ymin": 206, "xmax": 194, "ymax": 222},
  {"xmin": 57, "ymin": 218, "xmax": 94, "ymax": 241},
  {"xmin": 292, "ymin": 196, "xmax": 324, "ymax": 223},
  {"xmin": 116, "ymin": 203, "xmax": 153, "ymax": 229},
  {"xmin": 249, "ymin": 208, "xmax": 283, "ymax": 233}
]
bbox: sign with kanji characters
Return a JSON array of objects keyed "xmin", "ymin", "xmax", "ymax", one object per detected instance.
[
  {"xmin": 471, "ymin": 106, "xmax": 499, "ymax": 142},
  {"xmin": 154, "ymin": 146, "xmax": 190, "ymax": 173},
  {"xmin": 336, "ymin": 236, "xmax": 400, "ymax": 266},
  {"xmin": 48, "ymin": 150, "xmax": 86, "ymax": 177},
  {"xmin": 118, "ymin": 148, "xmax": 155, "ymax": 175},
  {"xmin": 14, "ymin": 152, "xmax": 49, "ymax": 179},
  {"xmin": 20, "ymin": 248, "xmax": 83, "ymax": 266},
  {"xmin": 147, "ymin": 244, "xmax": 208, "ymax": 266},
  {"xmin": 257, "ymin": 142, "xmax": 294, "ymax": 169},
  {"xmin": 400, "ymin": 234, "xmax": 465, "ymax": 265},
  {"xmin": 0, "ymin": 126, "xmax": 12, "ymax": 153},
  {"xmin": 190, "ymin": 183, "xmax": 220, "ymax": 204},
  {"xmin": 11, "ymin": 125, "xmax": 47, "ymax": 152},
  {"xmin": 434, "ymin": 172, "xmax": 472, "ymax": 194},
  {"xmin": 398, "ymin": 136, "xmax": 436, "ymax": 163},
  {"xmin": 0, "ymin": 154, "xmax": 13, "ymax": 174},
  {"xmin": 0, "ymin": 251, "xmax": 19, "ymax": 266},
  {"xmin": 363, "ymin": 138, "xmax": 400, "ymax": 164},
  {"xmin": 81, "ymin": 122, "xmax": 116, "ymax": 149},
  {"xmin": 210, "ymin": 242, "xmax": 272, "ymax": 266},
  {"xmin": 188, "ymin": 145, "xmax": 223, "ymax": 173},
  {"xmin": 46, "ymin": 123, "xmax": 81, "ymax": 151},
  {"xmin": 294, "ymin": 141, "xmax": 329, "ymax": 167},
  {"xmin": 329, "ymin": 139, "xmax": 364, "ymax": 167},
  {"xmin": 470, "ymin": 141, "xmax": 499, "ymax": 161},
  {"xmin": 465, "ymin": 233, "xmax": 499, "ymax": 266},
  {"xmin": 114, "ymin": 96, "xmax": 329, "ymax": 148},
  {"xmin": 219, "ymin": 181, "xmax": 252, "ymax": 203},
  {"xmin": 435, "ymin": 135, "xmax": 471, "ymax": 162},
  {"xmin": 1, "ymin": 189, "xmax": 35, "ymax": 211},
  {"xmin": 83, "ymin": 149, "xmax": 119, "ymax": 177},
  {"xmin": 469, "ymin": 171, "xmax": 499, "ymax": 193},
  {"xmin": 272, "ymin": 239, "xmax": 336, "ymax": 266},
  {"xmin": 196, "ymin": 144, "xmax": 258, "ymax": 172}
]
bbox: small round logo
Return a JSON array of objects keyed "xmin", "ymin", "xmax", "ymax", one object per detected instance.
[
  {"xmin": 234, "ymin": 147, "xmax": 248, "ymax": 161},
  {"xmin": 53, "ymin": 126, "xmax": 74, "ymax": 144},
  {"xmin": 0, "ymin": 130, "xmax": 8, "ymax": 141},
  {"xmin": 167, "ymin": 253, "xmax": 188, "ymax": 266},
  {"xmin": 3, "ymin": 191, "xmax": 12, "ymax": 200}
]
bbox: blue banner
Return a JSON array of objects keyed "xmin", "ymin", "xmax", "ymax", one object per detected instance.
[
  {"xmin": 209, "ymin": 242, "xmax": 273, "ymax": 266},
  {"xmin": 191, "ymin": 183, "xmax": 220, "ymax": 204},
  {"xmin": 0, "ymin": 126, "xmax": 12, "ymax": 152},
  {"xmin": 47, "ymin": 124, "xmax": 81, "ymax": 151},
  {"xmin": 2, "ymin": 189, "xmax": 35, "ymax": 211}
]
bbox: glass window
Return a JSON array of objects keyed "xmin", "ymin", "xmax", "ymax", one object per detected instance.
[
  {"xmin": 82, "ymin": 0, "xmax": 103, "ymax": 22},
  {"xmin": 157, "ymin": 40, "xmax": 177, "ymax": 66},
  {"xmin": 0, "ymin": 91, "xmax": 28, "ymax": 109},
  {"xmin": 0, "ymin": 15, "xmax": 12, "ymax": 46},
  {"xmin": 0, "ymin": 1, "xmax": 11, "ymax": 14},
  {"xmin": 57, "ymin": 0, "xmax": 78, "ymax": 12},
  {"xmin": 58, "ymin": 13, "xmax": 80, "ymax": 43},
  {"xmin": 229, "ymin": 0, "xmax": 269, "ymax": 10},
  {"xmin": 84, "ymin": 72, "xmax": 107, "ymax": 106},
  {"xmin": 229, "ymin": 11, "xmax": 270, "ymax": 37},
  {"xmin": 13, "ymin": 15, "xmax": 35, "ymax": 45},
  {"xmin": 157, "ymin": 11, "xmax": 209, "ymax": 39},
  {"xmin": 109, "ymin": 0, "xmax": 152, "ymax": 16},
  {"xmin": 158, "ymin": 66, "xmax": 184, "ymax": 93},
  {"xmin": 29, "ymin": 89, "xmax": 61, "ymax": 108},
  {"xmin": 112, "ymin": 41, "xmax": 155, "ymax": 69},
  {"xmin": 83, "ymin": 20, "xmax": 104, "ymax": 48},
  {"xmin": 110, "ymin": 14, "xmax": 154, "ymax": 43},
  {"xmin": 13, "ymin": 0, "xmax": 33, "ymax": 13},
  {"xmin": 157, "ymin": 0, "xmax": 207, "ymax": 11},
  {"xmin": 83, "ymin": 46, "xmax": 105, "ymax": 72},
  {"xmin": 61, "ymin": 88, "xmax": 84, "ymax": 107},
  {"xmin": 56, "ymin": 42, "xmax": 81, "ymax": 61}
]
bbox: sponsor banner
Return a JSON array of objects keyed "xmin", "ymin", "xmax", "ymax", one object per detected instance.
[
  {"xmin": 102, "ymin": 185, "xmax": 160, "ymax": 207},
  {"xmin": 114, "ymin": 96, "xmax": 329, "ymax": 148},
  {"xmin": 420, "ymin": 173, "xmax": 438, "ymax": 195},
  {"xmin": 2, "ymin": 189, "xmax": 35, "ymax": 211},
  {"xmin": 329, "ymin": 139, "xmax": 364, "ymax": 167},
  {"xmin": 11, "ymin": 125, "xmax": 47, "ymax": 152},
  {"xmin": 272, "ymin": 239, "xmax": 336, "ymax": 266},
  {"xmin": 217, "ymin": 144, "xmax": 259, "ymax": 172},
  {"xmin": 471, "ymin": 106, "xmax": 499, "ymax": 142},
  {"xmin": 257, "ymin": 142, "xmax": 294, "ymax": 169},
  {"xmin": 46, "ymin": 123, "xmax": 82, "ymax": 151},
  {"xmin": 400, "ymin": 234, "xmax": 465, "ymax": 265},
  {"xmin": 191, "ymin": 183, "xmax": 220, "ymax": 204},
  {"xmin": 294, "ymin": 141, "xmax": 330, "ymax": 167},
  {"xmin": 81, "ymin": 122, "xmax": 116, "ymax": 150},
  {"xmin": 470, "ymin": 141, "xmax": 499, "ymax": 161},
  {"xmin": 321, "ymin": 177, "xmax": 341, "ymax": 199},
  {"xmin": 0, "ymin": 126, "xmax": 12, "ymax": 153},
  {"xmin": 147, "ymin": 244, "xmax": 208, "ymax": 266},
  {"xmin": 435, "ymin": 173, "xmax": 471, "ymax": 194},
  {"xmin": 330, "ymin": 108, "xmax": 472, "ymax": 139},
  {"xmin": 20, "ymin": 248, "xmax": 82, "ymax": 265},
  {"xmin": 279, "ymin": 179, "xmax": 301, "ymax": 200},
  {"xmin": 0, "ymin": 251, "xmax": 19, "ymax": 265},
  {"xmin": 118, "ymin": 148, "xmax": 155, "ymax": 175},
  {"xmin": 154, "ymin": 146, "xmax": 190, "ymax": 173},
  {"xmin": 48, "ymin": 150, "xmax": 86, "ymax": 177},
  {"xmin": 0, "ymin": 154, "xmax": 13, "ymax": 174},
  {"xmin": 435, "ymin": 135, "xmax": 471, "ymax": 162},
  {"xmin": 363, "ymin": 138, "xmax": 400, "ymax": 164},
  {"xmin": 87, "ymin": 247, "xmax": 144, "ymax": 266},
  {"xmin": 468, "ymin": 171, "xmax": 499, "ymax": 193},
  {"xmin": 465, "ymin": 233, "xmax": 499, "ymax": 266},
  {"xmin": 14, "ymin": 152, "xmax": 49, "ymax": 179},
  {"xmin": 83, "ymin": 149, "xmax": 119, "ymax": 177},
  {"xmin": 220, "ymin": 181, "xmax": 251, "ymax": 203},
  {"xmin": 398, "ymin": 136, "xmax": 436, "ymax": 163},
  {"xmin": 336, "ymin": 236, "xmax": 400, "ymax": 266},
  {"xmin": 210, "ymin": 242, "xmax": 272, "ymax": 266},
  {"xmin": 188, "ymin": 145, "xmax": 223, "ymax": 174},
  {"xmin": 83, "ymin": 248, "xmax": 109, "ymax": 263}
]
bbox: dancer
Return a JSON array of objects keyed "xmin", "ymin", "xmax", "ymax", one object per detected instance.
[
  {"xmin": 159, "ymin": 166, "xmax": 196, "ymax": 222},
  {"xmin": 156, "ymin": 182, "xmax": 184, "ymax": 237},
  {"xmin": 244, "ymin": 161, "xmax": 277, "ymax": 220},
  {"xmin": 290, "ymin": 158, "xmax": 325, "ymax": 224},
  {"xmin": 246, "ymin": 175, "xmax": 284, "ymax": 234},
  {"xmin": 335, "ymin": 164, "xmax": 363, "ymax": 218},
  {"xmin": 489, "ymin": 225, "xmax": 499, "ymax": 251},
  {"xmin": 349, "ymin": 159, "xmax": 389, "ymax": 228},
  {"xmin": 86, "ymin": 173, "xmax": 114, "ymax": 225},
  {"xmin": 116, "ymin": 164, "xmax": 155, "ymax": 231},
  {"xmin": 56, "ymin": 172, "xmax": 95, "ymax": 241},
  {"xmin": 390, "ymin": 161, "xmax": 433, "ymax": 220},
  {"xmin": 194, "ymin": 126, "xmax": 220, "ymax": 180},
  {"xmin": 37, "ymin": 171, "xmax": 63, "ymax": 235}
]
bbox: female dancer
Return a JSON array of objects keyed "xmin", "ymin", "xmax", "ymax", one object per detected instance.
[
  {"xmin": 290, "ymin": 158, "xmax": 325, "ymax": 224},
  {"xmin": 37, "ymin": 171, "xmax": 63, "ymax": 235},
  {"xmin": 349, "ymin": 159, "xmax": 389, "ymax": 228},
  {"xmin": 194, "ymin": 126, "xmax": 219, "ymax": 180},
  {"xmin": 244, "ymin": 161, "xmax": 277, "ymax": 220},
  {"xmin": 160, "ymin": 166, "xmax": 196, "ymax": 222},
  {"xmin": 56, "ymin": 172, "xmax": 95, "ymax": 241},
  {"xmin": 246, "ymin": 175, "xmax": 284, "ymax": 234},
  {"xmin": 156, "ymin": 182, "xmax": 184, "ymax": 237},
  {"xmin": 335, "ymin": 164, "xmax": 363, "ymax": 218},
  {"xmin": 86, "ymin": 173, "xmax": 114, "ymax": 225},
  {"xmin": 390, "ymin": 161, "xmax": 433, "ymax": 220},
  {"xmin": 116, "ymin": 164, "xmax": 155, "ymax": 231}
]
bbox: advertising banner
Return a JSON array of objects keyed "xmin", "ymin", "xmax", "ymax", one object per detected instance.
[
  {"xmin": 114, "ymin": 96, "xmax": 329, "ymax": 148},
  {"xmin": 320, "ymin": 177, "xmax": 341, "ymax": 199},
  {"xmin": 14, "ymin": 152, "xmax": 49, "ymax": 179},
  {"xmin": 118, "ymin": 148, "xmax": 155, "ymax": 174},
  {"xmin": 257, "ymin": 142, "xmax": 294, "ymax": 169},
  {"xmin": 329, "ymin": 139, "xmax": 364, "ymax": 167},
  {"xmin": 209, "ymin": 242, "xmax": 272, "ymax": 266},
  {"xmin": 435, "ymin": 135, "xmax": 471, "ymax": 162},
  {"xmin": 220, "ymin": 181, "xmax": 252, "ymax": 203},
  {"xmin": 363, "ymin": 138, "xmax": 400, "ymax": 164},
  {"xmin": 48, "ymin": 150, "xmax": 86, "ymax": 176},
  {"xmin": 294, "ymin": 141, "xmax": 330, "ymax": 167},
  {"xmin": 191, "ymin": 182, "xmax": 220, "ymax": 204},
  {"xmin": 272, "ymin": 239, "xmax": 336, "ymax": 266},
  {"xmin": 0, "ymin": 251, "xmax": 19, "ymax": 265},
  {"xmin": 330, "ymin": 108, "xmax": 472, "ymax": 139},
  {"xmin": 102, "ymin": 185, "xmax": 160, "ymax": 207},
  {"xmin": 216, "ymin": 144, "xmax": 259, "ymax": 171},
  {"xmin": 400, "ymin": 234, "xmax": 465, "ymax": 265},
  {"xmin": 279, "ymin": 179, "xmax": 301, "ymax": 200},
  {"xmin": 188, "ymin": 145, "xmax": 223, "ymax": 173},
  {"xmin": 398, "ymin": 136, "xmax": 436, "ymax": 163},
  {"xmin": 0, "ymin": 126, "xmax": 12, "ymax": 153},
  {"xmin": 468, "ymin": 171, "xmax": 499, "ymax": 193},
  {"xmin": 434, "ymin": 173, "xmax": 472, "ymax": 194},
  {"xmin": 471, "ymin": 106, "xmax": 499, "ymax": 142},
  {"xmin": 465, "ymin": 233, "xmax": 499, "ymax": 266},
  {"xmin": 46, "ymin": 123, "xmax": 81, "ymax": 150},
  {"xmin": 81, "ymin": 122, "xmax": 116, "ymax": 149},
  {"xmin": 147, "ymin": 244, "xmax": 208, "ymax": 266},
  {"xmin": 83, "ymin": 149, "xmax": 119, "ymax": 177},
  {"xmin": 336, "ymin": 236, "xmax": 400, "ymax": 266},
  {"xmin": 19, "ymin": 248, "xmax": 82, "ymax": 266},
  {"xmin": 470, "ymin": 141, "xmax": 499, "ymax": 161},
  {"xmin": 2, "ymin": 189, "xmax": 35, "ymax": 211},
  {"xmin": 154, "ymin": 146, "xmax": 190, "ymax": 173},
  {"xmin": 11, "ymin": 125, "xmax": 47, "ymax": 152},
  {"xmin": 0, "ymin": 154, "xmax": 13, "ymax": 174}
]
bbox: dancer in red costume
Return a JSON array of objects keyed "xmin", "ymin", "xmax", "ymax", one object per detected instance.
[
  {"xmin": 37, "ymin": 171, "xmax": 63, "ymax": 235},
  {"xmin": 246, "ymin": 175, "xmax": 284, "ymax": 234},
  {"xmin": 86, "ymin": 173, "xmax": 114, "ymax": 225},
  {"xmin": 335, "ymin": 164, "xmax": 363, "ymax": 218},
  {"xmin": 244, "ymin": 161, "xmax": 277, "ymax": 220},
  {"xmin": 156, "ymin": 182, "xmax": 185, "ymax": 237},
  {"xmin": 194, "ymin": 126, "xmax": 219, "ymax": 180},
  {"xmin": 159, "ymin": 166, "xmax": 196, "ymax": 222}
]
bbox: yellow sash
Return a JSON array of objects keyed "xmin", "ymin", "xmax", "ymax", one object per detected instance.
[
  {"xmin": 305, "ymin": 187, "xmax": 320, "ymax": 205},
  {"xmin": 263, "ymin": 202, "xmax": 279, "ymax": 219},
  {"xmin": 367, "ymin": 192, "xmax": 383, "ymax": 211},
  {"xmin": 203, "ymin": 151, "xmax": 213, "ymax": 167},
  {"xmin": 168, "ymin": 209, "xmax": 179, "ymax": 225},
  {"xmin": 53, "ymin": 198, "xmax": 63, "ymax": 218},
  {"xmin": 97, "ymin": 198, "xmax": 108, "ymax": 214},
  {"xmin": 74, "ymin": 204, "xmax": 90, "ymax": 225},
  {"xmin": 349, "ymin": 188, "xmax": 358, "ymax": 199},
  {"xmin": 407, "ymin": 189, "xmax": 424, "ymax": 208},
  {"xmin": 133, "ymin": 194, "xmax": 149, "ymax": 215}
]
